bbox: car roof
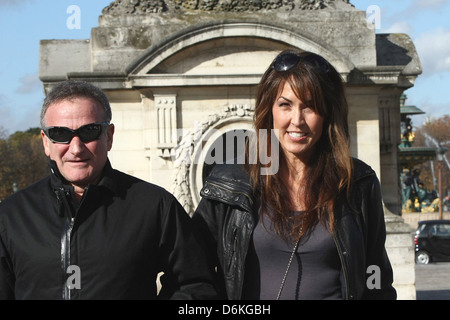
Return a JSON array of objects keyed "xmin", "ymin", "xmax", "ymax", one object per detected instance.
[{"xmin": 418, "ymin": 220, "xmax": 450, "ymax": 225}]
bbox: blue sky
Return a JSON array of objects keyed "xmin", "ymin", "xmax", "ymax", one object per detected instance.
[{"xmin": 0, "ymin": 0, "xmax": 449, "ymax": 135}]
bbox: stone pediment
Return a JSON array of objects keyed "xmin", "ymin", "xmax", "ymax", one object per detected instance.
[
  {"xmin": 102, "ymin": 0, "xmax": 355, "ymax": 15},
  {"xmin": 40, "ymin": 0, "xmax": 420, "ymax": 87},
  {"xmin": 93, "ymin": 0, "xmax": 369, "ymax": 75}
]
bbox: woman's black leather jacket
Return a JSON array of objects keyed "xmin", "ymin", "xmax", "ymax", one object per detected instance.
[{"xmin": 193, "ymin": 158, "xmax": 396, "ymax": 300}]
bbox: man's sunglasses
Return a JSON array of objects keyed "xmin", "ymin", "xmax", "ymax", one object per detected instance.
[
  {"xmin": 43, "ymin": 122, "xmax": 110, "ymax": 144},
  {"xmin": 273, "ymin": 52, "xmax": 330, "ymax": 74}
]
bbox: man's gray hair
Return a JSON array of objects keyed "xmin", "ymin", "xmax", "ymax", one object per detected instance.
[{"xmin": 40, "ymin": 80, "xmax": 112, "ymax": 128}]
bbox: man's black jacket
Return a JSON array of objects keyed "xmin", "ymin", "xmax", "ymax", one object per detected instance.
[{"xmin": 0, "ymin": 160, "xmax": 217, "ymax": 300}]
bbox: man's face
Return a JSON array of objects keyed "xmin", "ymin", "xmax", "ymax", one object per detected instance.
[{"xmin": 41, "ymin": 97, "xmax": 114, "ymax": 191}]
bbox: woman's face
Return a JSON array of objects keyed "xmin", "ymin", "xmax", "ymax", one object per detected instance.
[{"xmin": 272, "ymin": 81, "xmax": 324, "ymax": 164}]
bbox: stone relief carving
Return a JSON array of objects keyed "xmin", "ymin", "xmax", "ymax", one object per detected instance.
[
  {"xmin": 103, "ymin": 0, "xmax": 166, "ymax": 14},
  {"xmin": 171, "ymin": 104, "xmax": 254, "ymax": 214},
  {"xmin": 155, "ymin": 94, "xmax": 177, "ymax": 158},
  {"xmin": 102, "ymin": 0, "xmax": 353, "ymax": 14}
]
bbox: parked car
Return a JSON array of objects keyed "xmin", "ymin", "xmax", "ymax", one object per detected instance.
[{"xmin": 414, "ymin": 220, "xmax": 450, "ymax": 264}]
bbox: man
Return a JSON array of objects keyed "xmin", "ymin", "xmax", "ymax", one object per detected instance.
[{"xmin": 0, "ymin": 80, "xmax": 218, "ymax": 300}]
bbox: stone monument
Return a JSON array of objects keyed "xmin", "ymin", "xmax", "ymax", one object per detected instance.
[{"xmin": 40, "ymin": 0, "xmax": 421, "ymax": 299}]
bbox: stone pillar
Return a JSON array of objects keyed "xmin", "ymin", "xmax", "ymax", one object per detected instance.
[{"xmin": 384, "ymin": 206, "xmax": 416, "ymax": 300}]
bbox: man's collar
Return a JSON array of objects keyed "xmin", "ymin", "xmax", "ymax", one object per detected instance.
[
  {"xmin": 49, "ymin": 158, "xmax": 119, "ymax": 195},
  {"xmin": 97, "ymin": 159, "xmax": 120, "ymax": 195}
]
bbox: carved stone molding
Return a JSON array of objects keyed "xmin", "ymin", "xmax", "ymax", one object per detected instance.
[
  {"xmin": 103, "ymin": 0, "xmax": 166, "ymax": 14},
  {"xmin": 102, "ymin": 0, "xmax": 353, "ymax": 14},
  {"xmin": 171, "ymin": 104, "xmax": 254, "ymax": 214}
]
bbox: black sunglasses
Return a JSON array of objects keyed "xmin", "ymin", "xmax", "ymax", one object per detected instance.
[
  {"xmin": 273, "ymin": 52, "xmax": 330, "ymax": 74},
  {"xmin": 43, "ymin": 122, "xmax": 110, "ymax": 144}
]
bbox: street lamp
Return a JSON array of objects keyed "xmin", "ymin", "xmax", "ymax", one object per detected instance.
[{"xmin": 437, "ymin": 145, "xmax": 448, "ymax": 220}]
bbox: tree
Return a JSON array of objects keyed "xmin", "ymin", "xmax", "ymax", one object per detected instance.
[{"xmin": 0, "ymin": 128, "xmax": 49, "ymax": 200}]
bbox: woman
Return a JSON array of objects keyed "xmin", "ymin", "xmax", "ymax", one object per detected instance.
[{"xmin": 193, "ymin": 49, "xmax": 396, "ymax": 300}]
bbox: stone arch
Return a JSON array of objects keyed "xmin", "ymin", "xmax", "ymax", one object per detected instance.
[
  {"xmin": 130, "ymin": 22, "xmax": 356, "ymax": 215},
  {"xmin": 172, "ymin": 104, "xmax": 254, "ymax": 214},
  {"xmin": 127, "ymin": 21, "xmax": 357, "ymax": 215},
  {"xmin": 126, "ymin": 21, "xmax": 355, "ymax": 78}
]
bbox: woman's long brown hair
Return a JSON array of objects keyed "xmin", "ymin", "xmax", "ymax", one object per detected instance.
[{"xmin": 248, "ymin": 50, "xmax": 353, "ymax": 242}]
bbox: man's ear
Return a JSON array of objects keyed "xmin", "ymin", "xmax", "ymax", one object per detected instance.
[{"xmin": 107, "ymin": 124, "xmax": 114, "ymax": 151}]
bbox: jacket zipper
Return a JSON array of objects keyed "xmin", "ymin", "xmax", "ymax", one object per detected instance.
[
  {"xmin": 62, "ymin": 217, "xmax": 74, "ymax": 300},
  {"xmin": 58, "ymin": 188, "xmax": 75, "ymax": 300},
  {"xmin": 333, "ymin": 232, "xmax": 350, "ymax": 300}
]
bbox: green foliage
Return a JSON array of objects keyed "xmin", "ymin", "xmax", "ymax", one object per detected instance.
[{"xmin": 0, "ymin": 127, "xmax": 49, "ymax": 200}]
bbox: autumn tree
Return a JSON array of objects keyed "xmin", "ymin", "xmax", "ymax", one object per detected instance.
[
  {"xmin": 0, "ymin": 128, "xmax": 49, "ymax": 200},
  {"xmin": 0, "ymin": 128, "xmax": 12, "ymax": 200}
]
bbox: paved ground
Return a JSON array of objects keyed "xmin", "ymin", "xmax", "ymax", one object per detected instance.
[{"xmin": 415, "ymin": 262, "xmax": 450, "ymax": 300}]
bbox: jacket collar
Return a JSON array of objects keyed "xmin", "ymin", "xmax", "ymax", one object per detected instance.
[
  {"xmin": 351, "ymin": 158, "xmax": 375, "ymax": 182},
  {"xmin": 49, "ymin": 158, "xmax": 119, "ymax": 195},
  {"xmin": 97, "ymin": 159, "xmax": 121, "ymax": 195},
  {"xmin": 203, "ymin": 164, "xmax": 257, "ymax": 213}
]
